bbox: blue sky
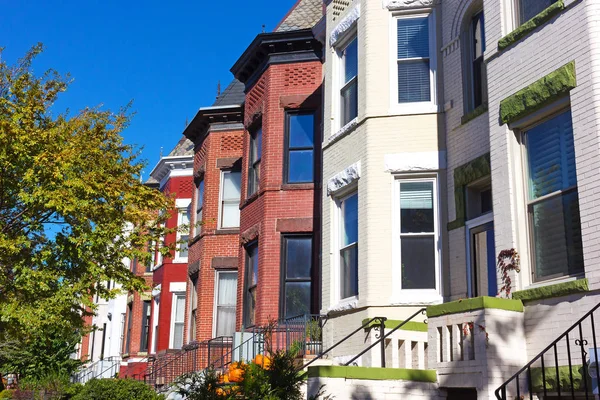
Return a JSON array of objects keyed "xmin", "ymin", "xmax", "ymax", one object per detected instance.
[{"xmin": 1, "ymin": 0, "xmax": 296, "ymax": 177}]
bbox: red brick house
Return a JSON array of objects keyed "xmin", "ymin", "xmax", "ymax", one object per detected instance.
[
  {"xmin": 120, "ymin": 138, "xmax": 194, "ymax": 376},
  {"xmin": 230, "ymin": 1, "xmax": 324, "ymax": 329}
]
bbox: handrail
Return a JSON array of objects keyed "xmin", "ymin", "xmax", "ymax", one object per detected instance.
[
  {"xmin": 495, "ymin": 301, "xmax": 600, "ymax": 400},
  {"xmin": 297, "ymin": 317, "xmax": 387, "ymax": 372},
  {"xmin": 208, "ymin": 334, "xmax": 256, "ymax": 370}
]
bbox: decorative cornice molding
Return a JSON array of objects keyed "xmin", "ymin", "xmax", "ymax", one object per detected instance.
[
  {"xmin": 330, "ymin": 4, "xmax": 361, "ymax": 47},
  {"xmin": 384, "ymin": 0, "xmax": 438, "ymax": 10}
]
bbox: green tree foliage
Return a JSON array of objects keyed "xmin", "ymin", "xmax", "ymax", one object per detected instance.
[
  {"xmin": 72, "ymin": 379, "xmax": 163, "ymax": 400},
  {"xmin": 0, "ymin": 44, "xmax": 172, "ymax": 376}
]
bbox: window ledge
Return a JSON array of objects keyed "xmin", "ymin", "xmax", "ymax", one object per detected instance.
[
  {"xmin": 498, "ymin": 0, "xmax": 565, "ymax": 52},
  {"xmin": 390, "ymin": 292, "xmax": 443, "ymax": 306},
  {"xmin": 512, "ymin": 277, "xmax": 588, "ymax": 302},
  {"xmin": 189, "ymin": 234, "xmax": 202, "ymax": 246},
  {"xmin": 327, "ymin": 297, "xmax": 358, "ymax": 313},
  {"xmin": 215, "ymin": 228, "xmax": 240, "ymax": 235},
  {"xmin": 324, "ymin": 118, "xmax": 359, "ymax": 149},
  {"xmin": 281, "ymin": 183, "xmax": 315, "ymax": 191},
  {"xmin": 143, "ymin": 272, "xmax": 153, "ymax": 277},
  {"xmin": 460, "ymin": 103, "xmax": 488, "ymax": 125},
  {"xmin": 173, "ymin": 258, "xmax": 188, "ymax": 264},
  {"xmin": 388, "ymin": 103, "xmax": 439, "ymax": 117},
  {"xmin": 242, "ymin": 191, "xmax": 261, "ymax": 208}
]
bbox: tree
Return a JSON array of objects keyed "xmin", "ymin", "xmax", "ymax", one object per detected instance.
[{"xmin": 0, "ymin": 44, "xmax": 172, "ymax": 374}]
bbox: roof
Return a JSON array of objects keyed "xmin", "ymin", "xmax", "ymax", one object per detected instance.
[
  {"xmin": 275, "ymin": 0, "xmax": 324, "ymax": 32},
  {"xmin": 213, "ymin": 79, "xmax": 245, "ymax": 106},
  {"xmin": 167, "ymin": 135, "xmax": 194, "ymax": 157}
]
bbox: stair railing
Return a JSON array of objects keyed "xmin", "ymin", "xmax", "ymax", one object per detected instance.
[
  {"xmin": 298, "ymin": 307, "xmax": 427, "ymax": 372},
  {"xmin": 495, "ymin": 301, "xmax": 600, "ymax": 400}
]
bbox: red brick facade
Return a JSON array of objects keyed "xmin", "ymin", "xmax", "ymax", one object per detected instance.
[{"xmin": 236, "ymin": 60, "xmax": 323, "ymax": 329}]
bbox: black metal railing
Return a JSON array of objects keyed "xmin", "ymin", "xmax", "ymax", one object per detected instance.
[
  {"xmin": 298, "ymin": 308, "xmax": 427, "ymax": 373},
  {"xmin": 495, "ymin": 301, "xmax": 600, "ymax": 400}
]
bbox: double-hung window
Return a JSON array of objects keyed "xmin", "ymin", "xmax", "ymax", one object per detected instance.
[
  {"xmin": 399, "ymin": 179, "xmax": 438, "ymax": 291},
  {"xmin": 339, "ymin": 193, "xmax": 358, "ymax": 300},
  {"xmin": 340, "ymin": 36, "xmax": 358, "ymax": 127},
  {"xmin": 516, "ymin": 0, "xmax": 557, "ymax": 25},
  {"xmin": 176, "ymin": 208, "xmax": 190, "ymax": 260},
  {"xmin": 196, "ymin": 179, "xmax": 204, "ymax": 232},
  {"xmin": 170, "ymin": 293, "xmax": 185, "ymax": 349},
  {"xmin": 281, "ymin": 236, "xmax": 312, "ymax": 319},
  {"xmin": 524, "ymin": 109, "xmax": 583, "ymax": 281},
  {"xmin": 214, "ymin": 271, "xmax": 237, "ymax": 337},
  {"xmin": 285, "ymin": 112, "xmax": 315, "ymax": 184},
  {"xmin": 140, "ymin": 300, "xmax": 151, "ymax": 352},
  {"xmin": 465, "ymin": 11, "xmax": 486, "ymax": 112},
  {"xmin": 248, "ymin": 128, "xmax": 262, "ymax": 196},
  {"xmin": 395, "ymin": 14, "xmax": 435, "ymax": 106},
  {"xmin": 189, "ymin": 276, "xmax": 198, "ymax": 341},
  {"xmin": 124, "ymin": 303, "xmax": 133, "ymax": 354},
  {"xmin": 244, "ymin": 242, "xmax": 259, "ymax": 327},
  {"xmin": 220, "ymin": 171, "xmax": 241, "ymax": 228}
]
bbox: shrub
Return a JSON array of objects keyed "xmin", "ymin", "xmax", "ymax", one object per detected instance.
[
  {"xmin": 72, "ymin": 379, "xmax": 163, "ymax": 400},
  {"xmin": 0, "ymin": 390, "xmax": 13, "ymax": 399}
]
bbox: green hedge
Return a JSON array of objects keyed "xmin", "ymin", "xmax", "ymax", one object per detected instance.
[{"xmin": 72, "ymin": 379, "xmax": 163, "ymax": 400}]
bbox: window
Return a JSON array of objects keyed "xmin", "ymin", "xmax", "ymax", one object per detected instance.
[
  {"xmin": 244, "ymin": 242, "xmax": 259, "ymax": 327},
  {"xmin": 466, "ymin": 178, "xmax": 492, "ymax": 220},
  {"xmin": 151, "ymin": 297, "xmax": 159, "ymax": 354},
  {"xmin": 248, "ymin": 128, "xmax": 262, "ymax": 196},
  {"xmin": 285, "ymin": 112, "xmax": 315, "ymax": 184},
  {"xmin": 523, "ymin": 109, "xmax": 583, "ymax": 281},
  {"xmin": 517, "ymin": 0, "xmax": 557, "ymax": 25},
  {"xmin": 196, "ymin": 179, "xmax": 204, "ymax": 230},
  {"xmin": 140, "ymin": 300, "xmax": 151, "ymax": 352},
  {"xmin": 124, "ymin": 304, "xmax": 133, "ymax": 354},
  {"xmin": 281, "ymin": 236, "xmax": 312, "ymax": 319},
  {"xmin": 220, "ymin": 171, "xmax": 241, "ymax": 228},
  {"xmin": 214, "ymin": 271, "xmax": 238, "ymax": 337},
  {"xmin": 176, "ymin": 208, "xmax": 190, "ymax": 259},
  {"xmin": 339, "ymin": 193, "xmax": 358, "ymax": 299},
  {"xmin": 464, "ymin": 10, "xmax": 486, "ymax": 112},
  {"xmin": 340, "ymin": 36, "xmax": 358, "ymax": 126},
  {"xmin": 171, "ymin": 293, "xmax": 185, "ymax": 349},
  {"xmin": 399, "ymin": 179, "xmax": 438, "ymax": 290},
  {"xmin": 190, "ymin": 276, "xmax": 198, "ymax": 341},
  {"xmin": 145, "ymin": 242, "xmax": 154, "ymax": 272}
]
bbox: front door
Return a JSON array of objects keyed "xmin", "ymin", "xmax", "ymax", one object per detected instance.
[{"xmin": 467, "ymin": 220, "xmax": 496, "ymax": 297}]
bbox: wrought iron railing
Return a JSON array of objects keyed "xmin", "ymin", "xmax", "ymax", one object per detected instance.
[
  {"xmin": 298, "ymin": 308, "xmax": 427, "ymax": 372},
  {"xmin": 72, "ymin": 356, "xmax": 121, "ymax": 383},
  {"xmin": 495, "ymin": 301, "xmax": 600, "ymax": 400}
]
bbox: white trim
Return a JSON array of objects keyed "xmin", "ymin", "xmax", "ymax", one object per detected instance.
[
  {"xmin": 330, "ymin": 3, "xmax": 361, "ymax": 47},
  {"xmin": 158, "ymin": 168, "xmax": 194, "ymax": 190},
  {"xmin": 175, "ymin": 198, "xmax": 192, "ymax": 208},
  {"xmin": 384, "ymin": 151, "xmax": 446, "ymax": 173},
  {"xmin": 383, "ymin": 0, "xmax": 438, "ymax": 10},
  {"xmin": 390, "ymin": 174, "xmax": 443, "ymax": 304},
  {"xmin": 333, "ymin": 33, "xmax": 359, "ymax": 133},
  {"xmin": 389, "ymin": 11, "xmax": 439, "ymax": 115},
  {"xmin": 327, "ymin": 161, "xmax": 361, "ymax": 196},
  {"xmin": 212, "ymin": 270, "xmax": 238, "ymax": 338},
  {"xmin": 174, "ymin": 206, "xmax": 190, "ymax": 262},
  {"xmin": 151, "ymin": 297, "xmax": 160, "ymax": 354},
  {"xmin": 169, "ymin": 292, "xmax": 186, "ymax": 349},
  {"xmin": 334, "ymin": 191, "xmax": 359, "ymax": 304},
  {"xmin": 465, "ymin": 212, "xmax": 494, "ymax": 298},
  {"xmin": 169, "ymin": 282, "xmax": 186, "ymax": 293},
  {"xmin": 326, "ymin": 117, "xmax": 358, "ymax": 146},
  {"xmin": 218, "ymin": 170, "xmax": 241, "ymax": 229},
  {"xmin": 152, "ymin": 284, "xmax": 162, "ymax": 297}
]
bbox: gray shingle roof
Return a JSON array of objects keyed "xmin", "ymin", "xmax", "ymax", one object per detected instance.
[
  {"xmin": 167, "ymin": 135, "xmax": 194, "ymax": 157},
  {"xmin": 213, "ymin": 79, "xmax": 245, "ymax": 106},
  {"xmin": 275, "ymin": 0, "xmax": 323, "ymax": 32}
]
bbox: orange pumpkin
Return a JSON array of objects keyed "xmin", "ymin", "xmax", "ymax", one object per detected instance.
[
  {"xmin": 228, "ymin": 367, "xmax": 244, "ymax": 383},
  {"xmin": 254, "ymin": 354, "xmax": 272, "ymax": 370}
]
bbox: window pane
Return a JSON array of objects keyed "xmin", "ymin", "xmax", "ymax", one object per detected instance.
[
  {"xmin": 197, "ymin": 180, "xmax": 204, "ymax": 210},
  {"xmin": 401, "ymin": 236, "xmax": 436, "ymax": 289},
  {"xmin": 285, "ymin": 282, "xmax": 311, "ymax": 318},
  {"xmin": 173, "ymin": 323, "xmax": 184, "ymax": 349},
  {"xmin": 288, "ymin": 150, "xmax": 314, "ymax": 183},
  {"xmin": 398, "ymin": 60, "xmax": 431, "ymax": 103},
  {"xmin": 223, "ymin": 172, "xmax": 241, "ymax": 200},
  {"xmin": 285, "ymin": 237, "xmax": 312, "ymax": 279},
  {"xmin": 221, "ymin": 202, "xmax": 240, "ymax": 228},
  {"xmin": 340, "ymin": 244, "xmax": 358, "ymax": 298},
  {"xmin": 216, "ymin": 306, "xmax": 236, "ymax": 337},
  {"xmin": 397, "ymin": 17, "xmax": 429, "ymax": 59},
  {"xmin": 520, "ymin": 0, "xmax": 556, "ymax": 24},
  {"xmin": 289, "ymin": 114, "xmax": 314, "ymax": 148},
  {"xmin": 342, "ymin": 193, "xmax": 358, "ymax": 245},
  {"xmin": 527, "ymin": 110, "xmax": 576, "ymax": 199},
  {"xmin": 343, "ymin": 38, "xmax": 358, "ymax": 83},
  {"xmin": 401, "ymin": 182, "xmax": 434, "ymax": 233},
  {"xmin": 254, "ymin": 128, "xmax": 262, "ymax": 160},
  {"xmin": 341, "ymin": 80, "xmax": 358, "ymax": 125},
  {"xmin": 532, "ymin": 191, "xmax": 584, "ymax": 280},
  {"xmin": 247, "ymin": 244, "xmax": 259, "ymax": 286},
  {"xmin": 217, "ymin": 273, "xmax": 237, "ymax": 306},
  {"xmin": 246, "ymin": 288, "xmax": 256, "ymax": 326},
  {"xmin": 180, "ymin": 210, "xmax": 190, "ymax": 226},
  {"xmin": 175, "ymin": 295, "xmax": 185, "ymax": 321},
  {"xmin": 472, "ymin": 12, "xmax": 485, "ymax": 60},
  {"xmin": 179, "ymin": 235, "xmax": 189, "ymax": 258}
]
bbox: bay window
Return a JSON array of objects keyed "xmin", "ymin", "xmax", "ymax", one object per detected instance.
[
  {"xmin": 220, "ymin": 171, "xmax": 241, "ymax": 228},
  {"xmin": 517, "ymin": 0, "xmax": 557, "ymax": 25},
  {"xmin": 285, "ymin": 112, "xmax": 315, "ymax": 184},
  {"xmin": 170, "ymin": 293, "xmax": 185, "ymax": 349},
  {"xmin": 281, "ymin": 235, "xmax": 312, "ymax": 318},
  {"xmin": 196, "ymin": 179, "xmax": 204, "ymax": 232},
  {"xmin": 176, "ymin": 207, "xmax": 190, "ymax": 260},
  {"xmin": 140, "ymin": 300, "xmax": 151, "ymax": 352},
  {"xmin": 244, "ymin": 242, "xmax": 259, "ymax": 327},
  {"xmin": 339, "ymin": 36, "xmax": 358, "ymax": 127},
  {"xmin": 189, "ymin": 276, "xmax": 198, "ymax": 341},
  {"xmin": 524, "ymin": 109, "xmax": 583, "ymax": 281},
  {"xmin": 339, "ymin": 192, "xmax": 358, "ymax": 300},
  {"xmin": 248, "ymin": 128, "xmax": 262, "ymax": 196},
  {"xmin": 464, "ymin": 10, "xmax": 486, "ymax": 113},
  {"xmin": 214, "ymin": 271, "xmax": 237, "ymax": 337}
]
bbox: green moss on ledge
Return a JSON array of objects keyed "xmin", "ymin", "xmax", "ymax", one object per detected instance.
[
  {"xmin": 512, "ymin": 278, "xmax": 589, "ymax": 302},
  {"xmin": 461, "ymin": 103, "xmax": 488, "ymax": 125},
  {"xmin": 427, "ymin": 296, "xmax": 523, "ymax": 318},
  {"xmin": 362, "ymin": 319, "xmax": 428, "ymax": 332},
  {"xmin": 500, "ymin": 61, "xmax": 576, "ymax": 125},
  {"xmin": 498, "ymin": 1, "xmax": 565, "ymax": 51},
  {"xmin": 307, "ymin": 366, "xmax": 437, "ymax": 383},
  {"xmin": 531, "ymin": 365, "xmax": 591, "ymax": 392}
]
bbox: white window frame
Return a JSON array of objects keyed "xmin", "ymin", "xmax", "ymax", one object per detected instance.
[
  {"xmin": 391, "ymin": 175, "xmax": 442, "ymax": 304},
  {"xmin": 169, "ymin": 292, "xmax": 186, "ymax": 349},
  {"xmin": 218, "ymin": 170, "xmax": 241, "ymax": 229},
  {"xmin": 389, "ymin": 10, "xmax": 438, "ymax": 115},
  {"xmin": 174, "ymin": 201, "xmax": 191, "ymax": 262},
  {"xmin": 212, "ymin": 270, "xmax": 238, "ymax": 338},
  {"xmin": 195, "ymin": 179, "xmax": 204, "ymax": 236},
  {"xmin": 333, "ymin": 190, "xmax": 359, "ymax": 306},
  {"xmin": 151, "ymin": 295, "xmax": 160, "ymax": 354},
  {"xmin": 465, "ymin": 212, "xmax": 495, "ymax": 298},
  {"xmin": 189, "ymin": 276, "xmax": 198, "ymax": 343},
  {"xmin": 333, "ymin": 30, "xmax": 359, "ymax": 134}
]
